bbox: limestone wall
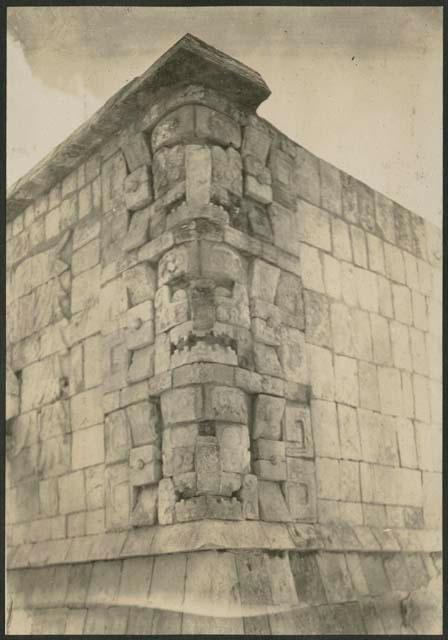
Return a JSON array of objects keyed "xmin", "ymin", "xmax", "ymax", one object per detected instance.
[{"xmin": 5, "ymin": 34, "xmax": 442, "ymax": 634}]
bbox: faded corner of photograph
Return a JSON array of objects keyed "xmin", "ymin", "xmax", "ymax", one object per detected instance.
[{"xmin": 5, "ymin": 6, "xmax": 442, "ymax": 636}]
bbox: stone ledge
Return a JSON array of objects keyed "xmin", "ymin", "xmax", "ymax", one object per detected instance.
[{"xmin": 6, "ymin": 522, "xmax": 441, "ymax": 569}]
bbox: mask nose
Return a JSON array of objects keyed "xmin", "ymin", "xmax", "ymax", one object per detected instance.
[{"xmin": 190, "ymin": 279, "xmax": 216, "ymax": 331}]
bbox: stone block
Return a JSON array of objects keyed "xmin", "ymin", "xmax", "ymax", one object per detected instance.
[
  {"xmin": 279, "ymin": 327, "xmax": 308, "ymax": 384},
  {"xmin": 105, "ymin": 463, "xmax": 131, "ymax": 530},
  {"xmin": 340, "ymin": 173, "xmax": 358, "ymax": 223},
  {"xmin": 151, "ymin": 105, "xmax": 194, "ymax": 151},
  {"xmin": 394, "ymin": 203, "xmax": 415, "ymax": 253},
  {"xmin": 253, "ymin": 438, "xmax": 285, "ymax": 461},
  {"xmin": 252, "ymin": 394, "xmax": 285, "ymax": 440},
  {"xmin": 330, "ymin": 302, "xmax": 355, "ymax": 357},
  {"xmin": 21, "ymin": 356, "xmax": 63, "ymax": 413},
  {"xmin": 120, "ymin": 131, "xmax": 151, "ymax": 171},
  {"xmin": 58, "ymin": 470, "xmax": 86, "ymax": 514},
  {"xmin": 304, "ymin": 290, "xmax": 331, "ymax": 348},
  {"xmin": 356, "ymin": 182, "xmax": 376, "ymax": 233},
  {"xmin": 284, "ymin": 461, "xmax": 316, "ymax": 521},
  {"xmin": 331, "ymin": 217, "xmax": 352, "ymax": 261},
  {"xmin": 60, "ymin": 192, "xmax": 78, "ymax": 229},
  {"xmin": 253, "ymin": 457, "xmax": 287, "ymax": 481},
  {"xmin": 301, "ymin": 203, "xmax": 331, "ymax": 251},
  {"xmin": 358, "ymin": 361, "xmax": 380, "ymax": 411},
  {"xmin": 283, "ymin": 404, "xmax": 313, "ymax": 456},
  {"xmin": 301, "ymin": 244, "xmax": 325, "ymax": 293},
  {"xmin": 374, "ymin": 191, "xmax": 395, "ymax": 243},
  {"xmin": 334, "ymin": 355, "xmax": 358, "ymax": 407},
  {"xmin": 196, "ymin": 105, "xmax": 241, "ymax": 148},
  {"xmin": 211, "ymin": 146, "xmax": 243, "ymax": 199},
  {"xmin": 358, "ymin": 409, "xmax": 398, "ymax": 466},
  {"xmin": 403, "ymin": 251, "xmax": 420, "ymax": 290},
  {"xmin": 370, "ymin": 313, "xmax": 392, "ymax": 365},
  {"xmin": 337, "ymin": 404, "xmax": 361, "ymax": 460},
  {"xmin": 307, "ymin": 344, "xmax": 334, "ymax": 401},
  {"xmin": 269, "ymin": 201, "xmax": 301, "ymax": 256},
  {"xmin": 195, "ymin": 435, "xmax": 220, "ymax": 494},
  {"xmin": 240, "ymin": 474, "xmax": 259, "ymax": 519},
  {"xmin": 71, "ymin": 386, "xmax": 103, "ymax": 431},
  {"xmin": 320, "ymin": 159, "xmax": 342, "ymax": 214},
  {"xmin": 317, "ymin": 552, "xmax": 354, "ymax": 603},
  {"xmin": 390, "ymin": 320, "xmax": 412, "ymax": 371},
  {"xmin": 294, "ymin": 147, "xmax": 320, "ymax": 205},
  {"xmin": 152, "ymin": 145, "xmax": 186, "ymax": 199},
  {"xmin": 350, "ymin": 225, "xmax": 367, "ymax": 267},
  {"xmin": 378, "ymin": 366, "xmax": 403, "ymax": 416},
  {"xmin": 354, "ymin": 267, "xmax": 379, "ymax": 313},
  {"xmin": 311, "ymin": 399, "xmax": 340, "ymax": 459},
  {"xmin": 72, "ymin": 423, "xmax": 104, "ymax": 469},
  {"xmin": 258, "ymin": 480, "xmax": 291, "ymax": 522},
  {"xmin": 102, "ymin": 331, "xmax": 128, "ymax": 392},
  {"xmin": 123, "ymin": 206, "xmax": 151, "ymax": 252},
  {"xmin": 68, "ymin": 512, "xmax": 86, "ymax": 537},
  {"xmin": 392, "ymin": 283, "xmax": 412, "ymax": 325},
  {"xmin": 250, "ymin": 259, "xmax": 280, "ymax": 303},
  {"xmin": 127, "ymin": 345, "xmax": 154, "ymax": 383},
  {"xmin": 412, "ymin": 290, "xmax": 428, "ymax": 331},
  {"xmin": 204, "ymin": 385, "xmax": 248, "ymax": 423},
  {"xmin": 316, "ymin": 457, "xmax": 340, "ymax": 500},
  {"xmin": 157, "ymin": 478, "xmax": 176, "ymax": 525},
  {"xmin": 425, "ymin": 220, "xmax": 442, "ymax": 268},
  {"xmin": 422, "ymin": 471, "xmax": 442, "ymax": 528},
  {"xmin": 185, "ymin": 145, "xmax": 212, "ymax": 205},
  {"xmin": 415, "ymin": 423, "xmax": 442, "ymax": 472},
  {"xmin": 175, "ymin": 495, "xmax": 241, "ymax": 521},
  {"xmin": 161, "ymin": 386, "xmax": 203, "ymax": 424},
  {"xmin": 83, "ymin": 334, "xmax": 102, "ymax": 389},
  {"xmin": 384, "ymin": 242, "xmax": 406, "ymax": 283},
  {"xmin": 129, "ymin": 444, "xmax": 161, "ymax": 486},
  {"xmin": 85, "ymin": 464, "xmax": 105, "ymax": 510},
  {"xmin": 105, "ymin": 409, "xmax": 131, "ymax": 464},
  {"xmin": 241, "ymin": 125, "xmax": 271, "ymax": 162},
  {"xmin": 322, "ymin": 253, "xmax": 341, "ymax": 300},
  {"xmin": 377, "ymin": 275, "xmax": 394, "ymax": 318},
  {"xmin": 123, "ymin": 263, "xmax": 156, "ymax": 305},
  {"xmin": 71, "ymin": 265, "xmax": 100, "ymax": 314},
  {"xmin": 366, "ymin": 233, "xmax": 385, "ymax": 274}
]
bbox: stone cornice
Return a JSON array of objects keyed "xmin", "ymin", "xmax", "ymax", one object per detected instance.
[
  {"xmin": 7, "ymin": 522, "xmax": 442, "ymax": 570},
  {"xmin": 7, "ymin": 33, "xmax": 271, "ymax": 221}
]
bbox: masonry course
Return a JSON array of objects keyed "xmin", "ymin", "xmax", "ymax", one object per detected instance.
[{"xmin": 5, "ymin": 33, "xmax": 441, "ymax": 634}]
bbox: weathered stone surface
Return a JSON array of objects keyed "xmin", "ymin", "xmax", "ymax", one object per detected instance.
[
  {"xmin": 253, "ymin": 394, "xmax": 285, "ymax": 440},
  {"xmin": 258, "ymin": 480, "xmax": 290, "ymax": 522},
  {"xmin": 304, "ymin": 290, "xmax": 331, "ymax": 348},
  {"xmin": 105, "ymin": 463, "xmax": 131, "ymax": 530}
]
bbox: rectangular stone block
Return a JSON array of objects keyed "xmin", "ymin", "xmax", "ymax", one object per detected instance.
[
  {"xmin": 71, "ymin": 387, "xmax": 103, "ymax": 431},
  {"xmin": 311, "ymin": 400, "xmax": 340, "ymax": 459},
  {"xmin": 129, "ymin": 444, "xmax": 161, "ymax": 486},
  {"xmin": 301, "ymin": 203, "xmax": 331, "ymax": 251},
  {"xmin": 21, "ymin": 356, "xmax": 62, "ymax": 413},
  {"xmin": 71, "ymin": 265, "xmax": 101, "ymax": 314},
  {"xmin": 105, "ymin": 463, "xmax": 131, "ymax": 530},
  {"xmin": 258, "ymin": 479, "xmax": 291, "ymax": 522},
  {"xmin": 253, "ymin": 394, "xmax": 285, "ymax": 440},
  {"xmin": 283, "ymin": 404, "xmax": 313, "ymax": 457},
  {"xmin": 294, "ymin": 148, "xmax": 320, "ymax": 205},
  {"xmin": 196, "ymin": 436, "xmax": 221, "ymax": 494},
  {"xmin": 253, "ymin": 458, "xmax": 287, "ymax": 481},
  {"xmin": 185, "ymin": 144, "xmax": 212, "ymax": 205},
  {"xmin": 204, "ymin": 385, "xmax": 248, "ymax": 423},
  {"xmin": 103, "ymin": 332, "xmax": 128, "ymax": 392},
  {"xmin": 250, "ymin": 259, "xmax": 280, "ymax": 303},
  {"xmin": 72, "ymin": 423, "xmax": 105, "ymax": 469},
  {"xmin": 58, "ymin": 470, "xmax": 86, "ymax": 514},
  {"xmin": 161, "ymin": 386, "xmax": 203, "ymax": 424},
  {"xmin": 123, "ymin": 263, "xmax": 156, "ymax": 305}
]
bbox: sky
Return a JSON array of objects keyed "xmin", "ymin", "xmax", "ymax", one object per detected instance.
[{"xmin": 7, "ymin": 6, "xmax": 442, "ymax": 226}]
